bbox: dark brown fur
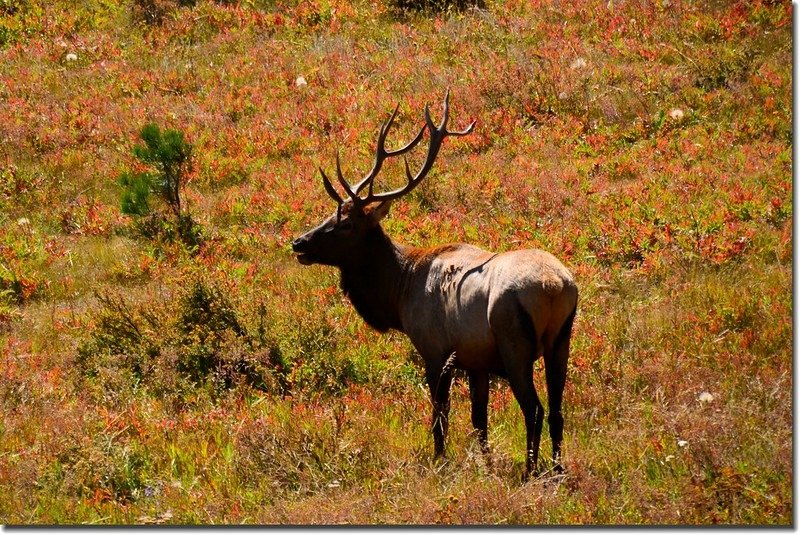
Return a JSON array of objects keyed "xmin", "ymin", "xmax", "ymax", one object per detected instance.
[{"xmin": 339, "ymin": 226, "xmax": 405, "ymax": 332}]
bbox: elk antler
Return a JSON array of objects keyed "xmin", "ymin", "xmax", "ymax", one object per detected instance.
[{"xmin": 320, "ymin": 90, "xmax": 475, "ymax": 211}]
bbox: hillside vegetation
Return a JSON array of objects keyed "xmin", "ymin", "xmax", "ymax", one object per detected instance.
[{"xmin": 0, "ymin": 0, "xmax": 792, "ymax": 525}]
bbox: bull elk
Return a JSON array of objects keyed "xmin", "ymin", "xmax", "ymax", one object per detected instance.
[{"xmin": 291, "ymin": 92, "xmax": 578, "ymax": 477}]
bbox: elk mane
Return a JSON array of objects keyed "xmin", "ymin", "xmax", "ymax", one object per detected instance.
[{"xmin": 338, "ymin": 226, "xmax": 405, "ymax": 333}]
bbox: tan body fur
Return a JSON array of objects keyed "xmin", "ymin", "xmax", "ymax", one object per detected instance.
[{"xmin": 401, "ymin": 244, "xmax": 577, "ymax": 376}]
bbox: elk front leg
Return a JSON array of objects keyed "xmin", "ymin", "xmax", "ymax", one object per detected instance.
[
  {"xmin": 426, "ymin": 356, "xmax": 454, "ymax": 458},
  {"xmin": 468, "ymin": 370, "xmax": 490, "ymax": 455}
]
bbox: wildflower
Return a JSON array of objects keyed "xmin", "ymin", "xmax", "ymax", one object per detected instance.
[
  {"xmin": 295, "ymin": 76, "xmax": 308, "ymax": 87},
  {"xmin": 66, "ymin": 52, "xmax": 78, "ymax": 62},
  {"xmin": 697, "ymin": 391, "xmax": 714, "ymax": 403},
  {"xmin": 570, "ymin": 57, "xmax": 587, "ymax": 70},
  {"xmin": 669, "ymin": 108, "xmax": 684, "ymax": 120}
]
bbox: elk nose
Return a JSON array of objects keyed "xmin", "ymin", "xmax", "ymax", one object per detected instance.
[{"xmin": 291, "ymin": 236, "xmax": 305, "ymax": 251}]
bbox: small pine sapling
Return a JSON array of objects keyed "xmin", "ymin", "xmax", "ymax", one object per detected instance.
[{"xmin": 119, "ymin": 123, "xmax": 202, "ymax": 247}]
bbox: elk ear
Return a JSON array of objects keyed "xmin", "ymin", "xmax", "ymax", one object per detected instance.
[{"xmin": 365, "ymin": 199, "xmax": 393, "ymax": 224}]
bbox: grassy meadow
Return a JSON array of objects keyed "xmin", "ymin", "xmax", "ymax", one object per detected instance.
[{"xmin": 0, "ymin": 0, "xmax": 792, "ymax": 525}]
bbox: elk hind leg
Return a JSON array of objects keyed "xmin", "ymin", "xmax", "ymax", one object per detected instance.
[
  {"xmin": 544, "ymin": 307, "xmax": 575, "ymax": 473},
  {"xmin": 504, "ymin": 357, "xmax": 544, "ymax": 479},
  {"xmin": 492, "ymin": 303, "xmax": 545, "ymax": 479}
]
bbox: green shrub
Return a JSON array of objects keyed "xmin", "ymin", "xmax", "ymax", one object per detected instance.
[
  {"xmin": 0, "ymin": 261, "xmax": 42, "ymax": 304},
  {"xmin": 74, "ymin": 279, "xmax": 305, "ymax": 407},
  {"xmin": 387, "ymin": 0, "xmax": 485, "ymax": 13},
  {"xmin": 75, "ymin": 276, "xmax": 383, "ymax": 404},
  {"xmin": 130, "ymin": 124, "xmax": 191, "ymax": 217},
  {"xmin": 236, "ymin": 410, "xmax": 383, "ymax": 493},
  {"xmin": 691, "ymin": 46, "xmax": 755, "ymax": 91},
  {"xmin": 0, "ymin": 0, "xmax": 43, "ymax": 47},
  {"xmin": 175, "ymin": 281, "xmax": 249, "ymax": 384},
  {"xmin": 38, "ymin": 432, "xmax": 152, "ymax": 505},
  {"xmin": 132, "ymin": 0, "xmax": 178, "ymax": 26}
]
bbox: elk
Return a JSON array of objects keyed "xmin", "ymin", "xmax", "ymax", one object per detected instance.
[{"xmin": 292, "ymin": 92, "xmax": 578, "ymax": 477}]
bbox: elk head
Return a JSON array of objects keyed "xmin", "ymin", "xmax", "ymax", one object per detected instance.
[{"xmin": 292, "ymin": 91, "xmax": 475, "ymax": 267}]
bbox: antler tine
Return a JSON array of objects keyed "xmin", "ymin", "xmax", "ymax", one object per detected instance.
[
  {"xmin": 439, "ymin": 89, "xmax": 450, "ymax": 129},
  {"xmin": 319, "ymin": 167, "xmax": 343, "ymax": 205},
  {"xmin": 319, "ymin": 166, "xmax": 344, "ymax": 219},
  {"xmin": 423, "ymin": 103, "xmax": 437, "ymax": 131},
  {"xmin": 364, "ymin": 91, "xmax": 473, "ymax": 205},
  {"xmin": 353, "ymin": 104, "xmax": 426, "ymax": 197},
  {"xmin": 447, "ymin": 119, "xmax": 477, "ymax": 137},
  {"xmin": 385, "ymin": 124, "xmax": 426, "ymax": 156},
  {"xmin": 440, "ymin": 90, "xmax": 475, "ymax": 136},
  {"xmin": 321, "ymin": 92, "xmax": 473, "ymax": 210},
  {"xmin": 436, "ymin": 90, "xmax": 475, "ymax": 136},
  {"xmin": 351, "ymin": 103, "xmax": 400, "ymax": 198},
  {"xmin": 335, "ymin": 152, "xmax": 359, "ymax": 202}
]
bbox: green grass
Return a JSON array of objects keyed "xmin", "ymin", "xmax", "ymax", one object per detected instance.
[{"xmin": 0, "ymin": 0, "xmax": 792, "ymax": 525}]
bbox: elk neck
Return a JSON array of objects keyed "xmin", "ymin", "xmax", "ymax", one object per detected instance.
[{"xmin": 337, "ymin": 225, "xmax": 416, "ymax": 333}]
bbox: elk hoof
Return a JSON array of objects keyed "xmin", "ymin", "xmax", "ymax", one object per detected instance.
[{"xmin": 521, "ymin": 467, "xmax": 539, "ymax": 483}]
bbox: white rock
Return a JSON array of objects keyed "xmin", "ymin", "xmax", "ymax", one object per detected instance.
[
  {"xmin": 66, "ymin": 52, "xmax": 78, "ymax": 62},
  {"xmin": 677, "ymin": 439, "xmax": 689, "ymax": 448},
  {"xmin": 295, "ymin": 75, "xmax": 308, "ymax": 87},
  {"xmin": 17, "ymin": 217, "xmax": 30, "ymax": 226}
]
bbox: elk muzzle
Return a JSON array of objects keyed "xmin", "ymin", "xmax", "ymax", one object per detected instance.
[{"xmin": 291, "ymin": 234, "xmax": 315, "ymax": 265}]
